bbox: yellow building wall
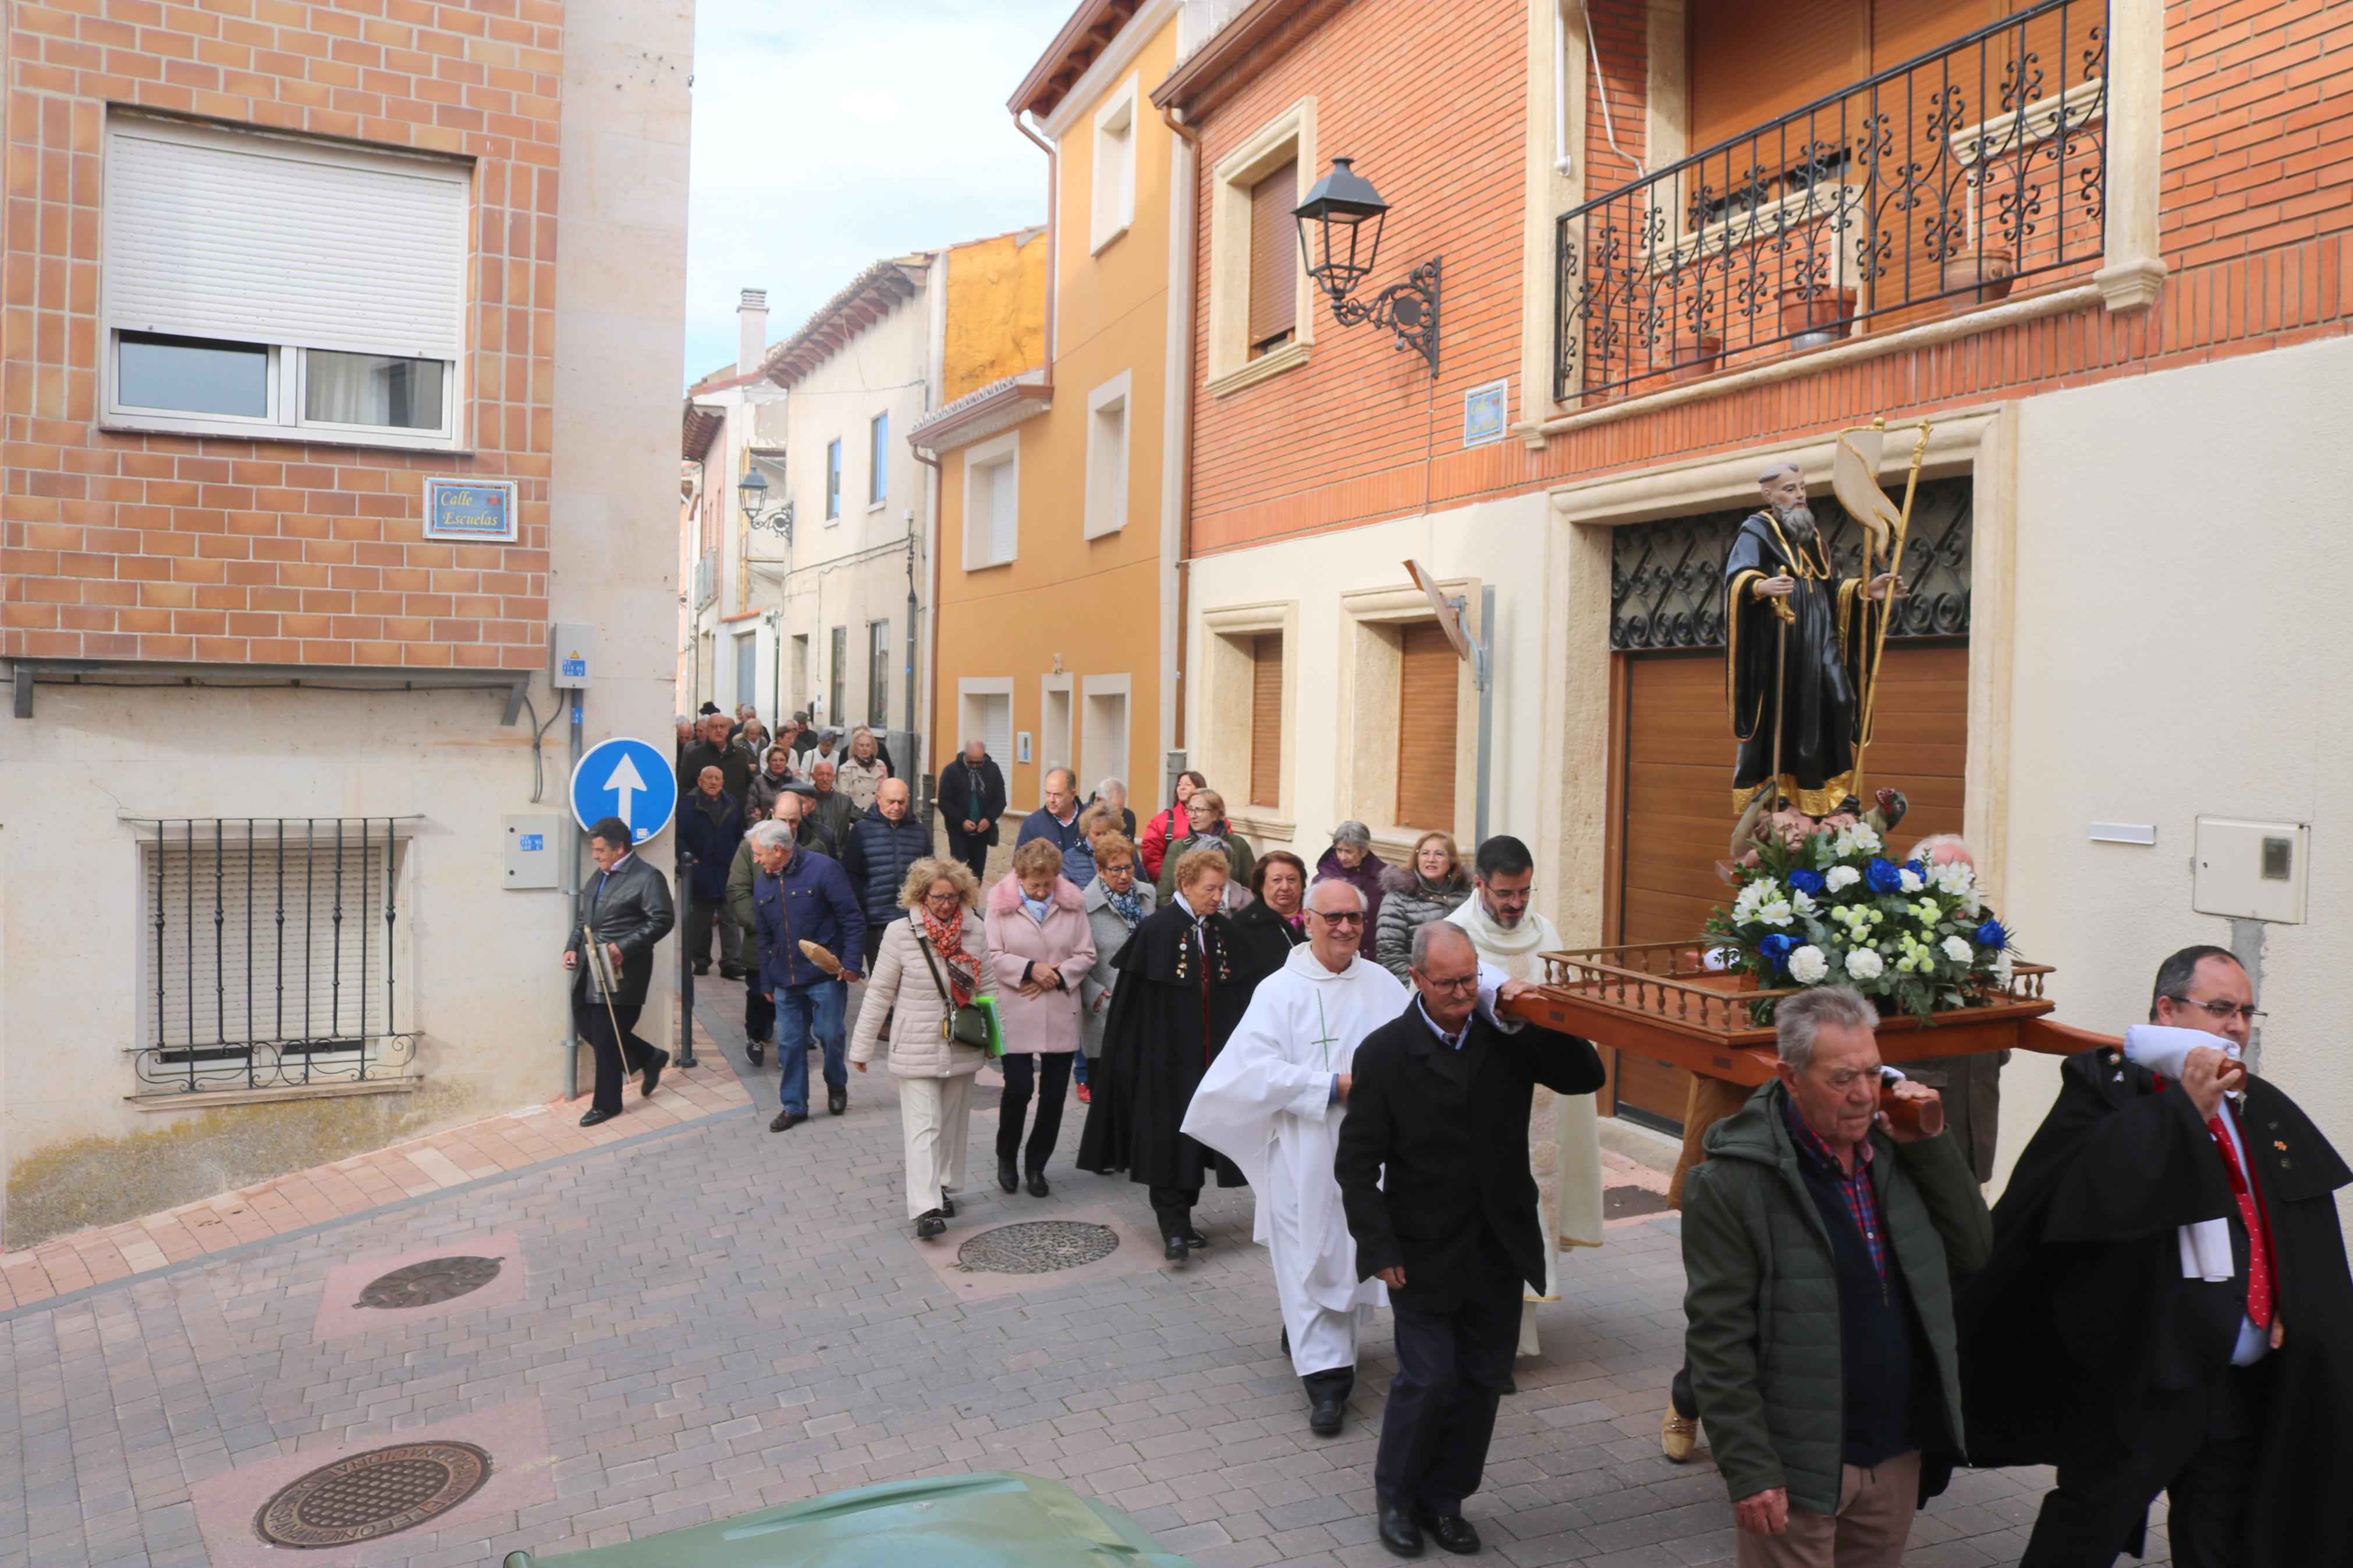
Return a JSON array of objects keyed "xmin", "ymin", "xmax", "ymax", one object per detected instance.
[
  {"xmin": 943, "ymin": 229, "xmax": 1049, "ymax": 403},
  {"xmin": 932, "ymin": 15, "xmax": 1180, "ymax": 819}
]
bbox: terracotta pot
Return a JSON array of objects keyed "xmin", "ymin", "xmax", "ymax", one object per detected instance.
[
  {"xmin": 1777, "ymin": 285, "xmax": 1857, "ymax": 343},
  {"xmin": 1940, "ymin": 246, "xmax": 2016, "ymax": 307},
  {"xmin": 1668, "ymin": 332, "xmax": 1724, "ymax": 383}
]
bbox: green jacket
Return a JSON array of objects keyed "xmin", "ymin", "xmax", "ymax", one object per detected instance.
[
  {"xmin": 1154, "ymin": 830, "xmax": 1254, "ymax": 904},
  {"xmin": 725, "ymin": 840, "xmax": 762, "ymax": 963},
  {"xmin": 1680, "ymin": 1081, "xmax": 1992, "ymax": 1516}
]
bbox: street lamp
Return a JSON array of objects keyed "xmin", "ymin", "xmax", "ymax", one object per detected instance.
[
  {"xmin": 1293, "ymin": 157, "xmax": 1439, "ymax": 373},
  {"xmin": 738, "ymin": 466, "xmax": 792, "ymax": 542}
]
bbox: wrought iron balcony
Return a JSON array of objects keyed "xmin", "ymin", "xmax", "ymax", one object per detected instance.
[{"xmin": 1556, "ymin": 0, "xmax": 2106, "ymax": 402}]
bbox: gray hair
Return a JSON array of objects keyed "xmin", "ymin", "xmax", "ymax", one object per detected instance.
[
  {"xmin": 747, "ymin": 820, "xmax": 792, "ymax": 851},
  {"xmin": 1410, "ymin": 919, "xmax": 1474, "ymax": 971},
  {"xmin": 1331, "ymin": 820, "xmax": 1372, "ymax": 849},
  {"xmin": 1096, "ymin": 777, "xmax": 1127, "ymax": 800},
  {"xmin": 1776, "ymin": 984, "xmax": 1877, "ymax": 1069},
  {"xmin": 1758, "ymin": 461, "xmax": 1802, "ymax": 486},
  {"xmin": 1306, "ymin": 876, "xmax": 1368, "ymax": 913}
]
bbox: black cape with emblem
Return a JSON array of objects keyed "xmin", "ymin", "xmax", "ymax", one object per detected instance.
[
  {"xmin": 1074, "ymin": 898, "xmax": 1250, "ymax": 1191},
  {"xmin": 1955, "ymin": 1046, "xmax": 2353, "ymax": 1565},
  {"xmin": 1723, "ymin": 511, "xmax": 1883, "ymax": 816}
]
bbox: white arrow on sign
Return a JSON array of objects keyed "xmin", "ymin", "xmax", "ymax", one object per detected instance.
[{"xmin": 603, "ymin": 750, "xmax": 649, "ymax": 831}]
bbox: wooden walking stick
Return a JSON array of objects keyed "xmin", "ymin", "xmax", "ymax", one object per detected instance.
[
  {"xmin": 583, "ymin": 920, "xmax": 632, "ymax": 1096},
  {"xmin": 1768, "ymin": 610, "xmax": 1791, "ymax": 813}
]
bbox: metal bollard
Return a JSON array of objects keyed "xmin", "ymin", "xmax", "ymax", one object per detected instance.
[{"xmin": 675, "ymin": 846, "xmax": 699, "ymax": 1069}]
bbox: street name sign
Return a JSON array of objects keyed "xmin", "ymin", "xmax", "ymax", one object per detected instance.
[{"xmin": 569, "ymin": 737, "xmax": 677, "ymax": 844}]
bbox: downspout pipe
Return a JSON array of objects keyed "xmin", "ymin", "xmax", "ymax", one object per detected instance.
[
  {"xmin": 1159, "ymin": 102, "xmax": 1201, "ymax": 770},
  {"xmin": 913, "ymin": 445, "xmax": 943, "ymax": 829}
]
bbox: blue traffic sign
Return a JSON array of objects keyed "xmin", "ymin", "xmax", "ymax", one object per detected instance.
[{"xmin": 569, "ymin": 737, "xmax": 678, "ymax": 844}]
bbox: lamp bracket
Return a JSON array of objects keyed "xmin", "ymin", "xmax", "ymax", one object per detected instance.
[{"xmin": 1328, "ymin": 257, "xmax": 1440, "ymax": 374}]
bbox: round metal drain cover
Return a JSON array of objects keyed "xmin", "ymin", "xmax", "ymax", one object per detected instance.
[
  {"xmin": 253, "ymin": 1440, "xmax": 491, "ymax": 1548},
  {"xmin": 353, "ymin": 1256, "xmax": 503, "ymax": 1309},
  {"xmin": 957, "ymin": 1220, "xmax": 1119, "ymax": 1275}
]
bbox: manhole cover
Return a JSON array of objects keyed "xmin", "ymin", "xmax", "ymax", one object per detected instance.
[
  {"xmin": 956, "ymin": 1221, "xmax": 1119, "ymax": 1275},
  {"xmin": 1603, "ymin": 1185, "xmax": 1673, "ymax": 1219},
  {"xmin": 353, "ymin": 1256, "xmax": 503, "ymax": 1309},
  {"xmin": 252, "ymin": 1440, "xmax": 492, "ymax": 1547}
]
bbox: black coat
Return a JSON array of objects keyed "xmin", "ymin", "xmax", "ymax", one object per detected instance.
[
  {"xmin": 938, "ymin": 755, "xmax": 1008, "ymax": 845},
  {"xmin": 1229, "ymin": 899, "xmax": 1305, "ymax": 988},
  {"xmin": 1957, "ymin": 1047, "xmax": 2353, "ymax": 1566},
  {"xmin": 676, "ymin": 791, "xmax": 743, "ymax": 903},
  {"xmin": 840, "ymin": 805, "xmax": 931, "ymax": 930},
  {"xmin": 677, "ymin": 739, "xmax": 752, "ymax": 803},
  {"xmin": 566, "ymin": 854, "xmax": 675, "ymax": 1009},
  {"xmin": 1337, "ymin": 1000, "xmax": 1606, "ymax": 1313},
  {"xmin": 1074, "ymin": 899, "xmax": 1251, "ymax": 1191}
]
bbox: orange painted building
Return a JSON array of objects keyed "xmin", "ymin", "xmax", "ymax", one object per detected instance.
[
  {"xmin": 1157, "ymin": 0, "xmax": 2353, "ymax": 1158},
  {"xmin": 913, "ymin": 0, "xmax": 1190, "ymax": 822}
]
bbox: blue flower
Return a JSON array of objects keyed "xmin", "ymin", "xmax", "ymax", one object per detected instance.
[
  {"xmin": 1758, "ymin": 933, "xmax": 1798, "ymax": 969},
  {"xmin": 1975, "ymin": 919, "xmax": 2010, "ymax": 949},
  {"xmin": 1786, "ymin": 867, "xmax": 1826, "ymax": 896},
  {"xmin": 1903, "ymin": 859, "xmax": 1926, "ymax": 882},
  {"xmin": 1864, "ymin": 858, "xmax": 1904, "ymax": 894}
]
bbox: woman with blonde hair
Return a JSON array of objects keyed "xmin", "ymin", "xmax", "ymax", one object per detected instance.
[
  {"xmin": 849, "ymin": 856, "xmax": 993, "ymax": 1239},
  {"xmin": 837, "ymin": 726, "xmax": 891, "ymax": 813},
  {"xmin": 984, "ymin": 838, "xmax": 1095, "ymax": 1194},
  {"xmin": 1374, "ymin": 829, "xmax": 1471, "ymax": 982}
]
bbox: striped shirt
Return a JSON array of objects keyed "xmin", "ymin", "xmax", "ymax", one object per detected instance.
[{"xmin": 1782, "ymin": 1092, "xmax": 1887, "ymax": 1282}]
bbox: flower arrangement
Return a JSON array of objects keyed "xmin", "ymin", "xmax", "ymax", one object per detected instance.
[{"xmin": 1703, "ymin": 821, "xmax": 2015, "ymax": 1022}]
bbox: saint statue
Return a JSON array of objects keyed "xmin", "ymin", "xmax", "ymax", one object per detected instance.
[{"xmin": 1723, "ymin": 463, "xmax": 1901, "ymax": 817}]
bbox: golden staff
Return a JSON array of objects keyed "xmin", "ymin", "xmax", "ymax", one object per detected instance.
[{"xmin": 1849, "ymin": 418, "xmax": 1932, "ymax": 806}]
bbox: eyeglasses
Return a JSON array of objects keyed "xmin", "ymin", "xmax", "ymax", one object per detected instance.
[
  {"xmin": 2164, "ymin": 995, "xmax": 2267, "ymax": 1025},
  {"xmin": 1420, "ymin": 973, "xmax": 1480, "ymax": 993},
  {"xmin": 1308, "ymin": 910, "xmax": 1366, "ymax": 926},
  {"xmin": 924, "ymin": 892, "xmax": 963, "ymax": 908}
]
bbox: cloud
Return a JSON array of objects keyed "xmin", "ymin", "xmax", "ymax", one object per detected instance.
[{"xmin": 683, "ymin": 0, "xmax": 1072, "ymax": 385}]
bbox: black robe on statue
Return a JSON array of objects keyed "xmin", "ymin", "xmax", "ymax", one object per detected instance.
[
  {"xmin": 1956, "ymin": 1046, "xmax": 2353, "ymax": 1566},
  {"xmin": 1074, "ymin": 899, "xmax": 1250, "ymax": 1192},
  {"xmin": 1723, "ymin": 511, "xmax": 1881, "ymax": 816}
]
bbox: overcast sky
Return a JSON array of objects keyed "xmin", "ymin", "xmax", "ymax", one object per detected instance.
[{"xmin": 681, "ymin": 0, "xmax": 1075, "ymax": 386}]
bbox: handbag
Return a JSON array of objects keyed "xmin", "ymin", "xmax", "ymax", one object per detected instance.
[{"xmin": 913, "ymin": 918, "xmax": 995, "ymax": 1053}]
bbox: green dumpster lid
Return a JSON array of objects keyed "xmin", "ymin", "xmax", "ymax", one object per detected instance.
[{"xmin": 501, "ymin": 1471, "xmax": 1197, "ymax": 1568}]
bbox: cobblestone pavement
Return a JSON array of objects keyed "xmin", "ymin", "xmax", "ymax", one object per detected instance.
[{"xmin": 0, "ymin": 976, "xmax": 2166, "ymax": 1567}]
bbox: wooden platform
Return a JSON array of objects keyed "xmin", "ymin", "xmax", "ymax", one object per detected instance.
[{"xmin": 1502, "ymin": 941, "xmax": 2117, "ymax": 1086}]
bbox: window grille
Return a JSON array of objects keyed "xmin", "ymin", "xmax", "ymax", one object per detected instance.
[{"xmin": 135, "ymin": 819, "xmax": 420, "ymax": 1096}]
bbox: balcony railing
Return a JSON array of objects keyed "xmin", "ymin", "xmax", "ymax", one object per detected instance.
[{"xmin": 1556, "ymin": 0, "xmax": 2106, "ymax": 402}]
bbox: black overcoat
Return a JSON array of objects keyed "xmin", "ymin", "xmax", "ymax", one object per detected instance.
[
  {"xmin": 566, "ymin": 854, "xmax": 675, "ymax": 1009},
  {"xmin": 1957, "ymin": 1046, "xmax": 2353, "ymax": 1566},
  {"xmin": 1073, "ymin": 900, "xmax": 1250, "ymax": 1190},
  {"xmin": 1229, "ymin": 899, "xmax": 1305, "ymax": 989},
  {"xmin": 1723, "ymin": 511, "xmax": 1880, "ymax": 813},
  {"xmin": 936, "ymin": 755, "xmax": 1008, "ymax": 846},
  {"xmin": 1335, "ymin": 1001, "xmax": 1605, "ymax": 1314}
]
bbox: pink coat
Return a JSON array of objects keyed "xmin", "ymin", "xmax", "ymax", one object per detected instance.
[{"xmin": 982, "ymin": 874, "xmax": 1096, "ymax": 1056}]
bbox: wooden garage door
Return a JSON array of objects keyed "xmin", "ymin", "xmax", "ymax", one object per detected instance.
[
  {"xmin": 1610, "ymin": 639, "xmax": 1968, "ymax": 1129},
  {"xmin": 1396, "ymin": 622, "xmax": 1459, "ymax": 832}
]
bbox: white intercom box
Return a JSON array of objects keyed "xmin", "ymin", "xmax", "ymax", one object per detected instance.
[
  {"xmin": 2191, "ymin": 816, "xmax": 2308, "ymax": 924},
  {"xmin": 548, "ymin": 623, "xmax": 592, "ymax": 689}
]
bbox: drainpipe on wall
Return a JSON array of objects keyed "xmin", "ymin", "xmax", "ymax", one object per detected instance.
[
  {"xmin": 1159, "ymin": 103, "xmax": 1202, "ymax": 766},
  {"xmin": 913, "ymin": 445, "xmax": 943, "ymax": 828}
]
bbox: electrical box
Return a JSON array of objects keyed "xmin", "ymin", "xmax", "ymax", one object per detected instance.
[
  {"xmin": 503, "ymin": 813, "xmax": 561, "ymax": 889},
  {"xmin": 2192, "ymin": 816, "xmax": 2308, "ymax": 924},
  {"xmin": 548, "ymin": 622, "xmax": 592, "ymax": 689}
]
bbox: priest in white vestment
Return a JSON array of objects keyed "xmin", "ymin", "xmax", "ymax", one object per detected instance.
[
  {"xmin": 1444, "ymin": 834, "xmax": 1605, "ymax": 1356},
  {"xmin": 1184, "ymin": 876, "xmax": 1407, "ymax": 1435}
]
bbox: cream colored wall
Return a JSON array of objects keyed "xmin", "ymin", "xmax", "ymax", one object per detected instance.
[{"xmin": 1994, "ymin": 333, "xmax": 2353, "ymax": 1197}]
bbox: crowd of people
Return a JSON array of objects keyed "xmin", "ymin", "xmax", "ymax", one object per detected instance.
[{"xmin": 568, "ymin": 708, "xmax": 2350, "ymax": 1567}]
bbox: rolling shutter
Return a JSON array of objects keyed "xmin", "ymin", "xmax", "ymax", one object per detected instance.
[
  {"xmin": 105, "ymin": 116, "xmax": 468, "ymax": 359},
  {"xmin": 1395, "ymin": 622, "xmax": 1460, "ymax": 831},
  {"xmin": 988, "ymin": 459, "xmax": 1019, "ymax": 562},
  {"xmin": 1247, "ymin": 160, "xmax": 1298, "ymax": 354},
  {"xmin": 978, "ymin": 695, "xmax": 1013, "ymax": 770},
  {"xmin": 1688, "ymin": 0, "xmax": 1864, "ymax": 155},
  {"xmin": 1250, "ymin": 634, "xmax": 1283, "ymax": 809}
]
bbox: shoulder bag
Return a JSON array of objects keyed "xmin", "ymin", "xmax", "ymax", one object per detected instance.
[{"xmin": 912, "ymin": 916, "xmax": 996, "ymax": 1054}]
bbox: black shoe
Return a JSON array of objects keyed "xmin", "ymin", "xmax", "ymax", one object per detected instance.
[
  {"xmin": 1184, "ymin": 1230, "xmax": 1209, "ymax": 1249},
  {"xmin": 915, "ymin": 1210, "xmax": 947, "ymax": 1239},
  {"xmin": 769, "ymin": 1109, "xmax": 804, "ymax": 1132},
  {"xmin": 1280, "ymin": 1327, "xmax": 1290, "ymax": 1356},
  {"xmin": 1376, "ymin": 1504, "xmax": 1424, "ymax": 1558},
  {"xmin": 694, "ymin": 961, "xmax": 711, "ymax": 975},
  {"xmin": 1413, "ymin": 1510, "xmax": 1479, "ymax": 1555},
  {"xmin": 828, "ymin": 1087, "xmax": 846, "ymax": 1116},
  {"xmin": 998, "ymin": 1158, "xmax": 1019, "ymax": 1193},
  {"xmin": 940, "ymin": 1197, "xmax": 957, "ymax": 1217},
  {"xmin": 746, "ymin": 1039, "xmax": 765, "ymax": 1066},
  {"xmin": 720, "ymin": 963, "xmax": 746, "ymax": 980},
  {"xmin": 1163, "ymin": 1235, "xmax": 1190, "ymax": 1267},
  {"xmin": 1026, "ymin": 1171, "xmax": 1049, "ymax": 1198},
  {"xmin": 640, "ymin": 1049, "xmax": 669, "ymax": 1098},
  {"xmin": 1303, "ymin": 1367, "xmax": 1353, "ymax": 1437},
  {"xmin": 1309, "ymin": 1396, "xmax": 1345, "ymax": 1436},
  {"xmin": 579, "ymin": 1107, "xmax": 617, "ymax": 1128}
]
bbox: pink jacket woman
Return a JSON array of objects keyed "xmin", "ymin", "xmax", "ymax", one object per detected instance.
[{"xmin": 982, "ymin": 872, "xmax": 1095, "ymax": 1056}]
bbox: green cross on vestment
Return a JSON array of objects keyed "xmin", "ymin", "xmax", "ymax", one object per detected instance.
[{"xmin": 1311, "ymin": 994, "xmax": 1343, "ymax": 1071}]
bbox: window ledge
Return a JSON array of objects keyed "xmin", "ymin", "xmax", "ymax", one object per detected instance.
[
  {"xmin": 100, "ymin": 418, "xmax": 470, "ymax": 456},
  {"xmin": 128, "ymin": 1076, "xmax": 420, "ymax": 1112},
  {"xmin": 1090, "ymin": 223, "xmax": 1130, "ymax": 257},
  {"xmin": 1228, "ymin": 810, "xmax": 1295, "ymax": 846},
  {"xmin": 1207, "ymin": 338, "xmax": 1310, "ymax": 399},
  {"xmin": 867, "ymin": 499, "xmax": 889, "ymax": 514}
]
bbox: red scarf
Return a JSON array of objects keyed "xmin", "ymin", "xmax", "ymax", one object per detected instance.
[{"xmin": 920, "ymin": 905, "xmax": 978, "ymax": 1008}]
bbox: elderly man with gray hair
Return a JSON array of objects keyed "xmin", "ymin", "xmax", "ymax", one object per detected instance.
[{"xmin": 1680, "ymin": 985, "xmax": 1991, "ymax": 1568}]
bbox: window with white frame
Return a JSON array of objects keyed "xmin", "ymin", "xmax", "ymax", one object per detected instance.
[
  {"xmin": 1091, "ymin": 78, "xmax": 1139, "ymax": 253},
  {"xmin": 868, "ymin": 412, "xmax": 889, "ymax": 507},
  {"xmin": 825, "ymin": 438, "xmax": 843, "ymax": 520},
  {"xmin": 962, "ymin": 431, "xmax": 1020, "ymax": 568},
  {"xmin": 1084, "ymin": 371, "xmax": 1131, "ymax": 539},
  {"xmin": 102, "ymin": 114, "xmax": 469, "ymax": 448}
]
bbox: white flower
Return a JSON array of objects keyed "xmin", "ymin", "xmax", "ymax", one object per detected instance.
[
  {"xmin": 1928, "ymin": 861, "xmax": 1975, "ymax": 897},
  {"xmin": 1825, "ymin": 865, "xmax": 1861, "ymax": 892},
  {"xmin": 1942, "ymin": 935, "xmax": 1974, "ymax": 963},
  {"xmin": 1787, "ymin": 945, "xmax": 1829, "ymax": 984},
  {"xmin": 1898, "ymin": 867, "xmax": 1925, "ymax": 893},
  {"xmin": 1790, "ymin": 889, "xmax": 1817, "ymax": 917},
  {"xmin": 1755, "ymin": 897, "xmax": 1794, "ymax": 928},
  {"xmin": 1837, "ymin": 824, "xmax": 1883, "ymax": 856},
  {"xmin": 1993, "ymin": 950, "xmax": 2014, "ymax": 986},
  {"xmin": 1844, "ymin": 948, "xmax": 1886, "ymax": 980},
  {"xmin": 1732, "ymin": 880, "xmax": 1770, "ymax": 922}
]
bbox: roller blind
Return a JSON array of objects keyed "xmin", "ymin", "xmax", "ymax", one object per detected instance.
[
  {"xmin": 1247, "ymin": 160, "xmax": 1298, "ymax": 353},
  {"xmin": 978, "ymin": 695, "xmax": 1012, "ymax": 768},
  {"xmin": 105, "ymin": 116, "xmax": 469, "ymax": 360},
  {"xmin": 1688, "ymin": 0, "xmax": 1994, "ymax": 155},
  {"xmin": 987, "ymin": 458, "xmax": 1019, "ymax": 562},
  {"xmin": 1250, "ymin": 634, "xmax": 1283, "ymax": 809},
  {"xmin": 1396, "ymin": 623, "xmax": 1460, "ymax": 832}
]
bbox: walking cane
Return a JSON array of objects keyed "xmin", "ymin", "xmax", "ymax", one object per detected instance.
[{"xmin": 582, "ymin": 920, "xmax": 633, "ymax": 1100}]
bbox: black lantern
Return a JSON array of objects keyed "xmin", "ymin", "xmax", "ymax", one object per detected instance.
[
  {"xmin": 1291, "ymin": 156, "xmax": 1439, "ymax": 372},
  {"xmin": 737, "ymin": 465, "xmax": 792, "ymax": 541}
]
